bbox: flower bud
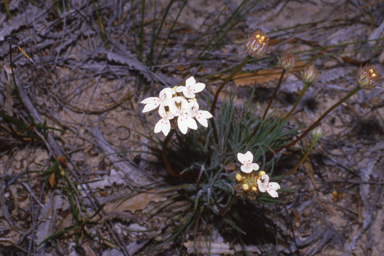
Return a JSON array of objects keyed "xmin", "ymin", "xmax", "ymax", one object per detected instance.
[
  {"xmin": 278, "ymin": 52, "xmax": 297, "ymax": 70},
  {"xmin": 235, "ymin": 173, "xmax": 243, "ymax": 182},
  {"xmin": 311, "ymin": 127, "xmax": 324, "ymax": 140},
  {"xmin": 251, "ymin": 186, "xmax": 257, "ymax": 192},
  {"xmin": 242, "ymin": 184, "xmax": 249, "ymax": 191},
  {"xmin": 301, "ymin": 65, "xmax": 319, "ymax": 84},
  {"xmin": 246, "ymin": 30, "xmax": 269, "ymax": 59},
  {"xmin": 258, "ymin": 171, "xmax": 266, "ymax": 178},
  {"xmin": 356, "ymin": 64, "xmax": 381, "ymax": 90}
]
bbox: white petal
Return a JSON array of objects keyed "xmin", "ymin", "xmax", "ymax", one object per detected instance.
[
  {"xmin": 183, "ymin": 88, "xmax": 195, "ymax": 98},
  {"xmin": 193, "ymin": 82, "xmax": 205, "ymax": 93},
  {"xmin": 199, "ymin": 110, "xmax": 212, "ymax": 119},
  {"xmin": 251, "ymin": 163, "xmax": 259, "ymax": 171},
  {"xmin": 257, "ymin": 179, "xmax": 267, "ymax": 192},
  {"xmin": 267, "ymin": 189, "xmax": 279, "ymax": 198},
  {"xmin": 162, "ymin": 120, "xmax": 171, "ymax": 136},
  {"xmin": 196, "ymin": 115, "xmax": 208, "ymax": 127},
  {"xmin": 141, "ymin": 97, "xmax": 158, "ymax": 104},
  {"xmin": 175, "ymin": 86, "xmax": 185, "ymax": 93},
  {"xmin": 244, "ymin": 151, "xmax": 254, "ymax": 163},
  {"xmin": 178, "ymin": 116, "xmax": 188, "ymax": 134},
  {"xmin": 268, "ymin": 182, "xmax": 280, "ymax": 190},
  {"xmin": 241, "ymin": 165, "xmax": 253, "ymax": 173},
  {"xmin": 186, "ymin": 76, "xmax": 196, "ymax": 89},
  {"xmin": 154, "ymin": 119, "xmax": 164, "ymax": 133},
  {"xmin": 237, "ymin": 153, "xmax": 246, "ymax": 164},
  {"xmin": 261, "ymin": 174, "xmax": 270, "ymax": 183},
  {"xmin": 142, "ymin": 103, "xmax": 159, "ymax": 113},
  {"xmin": 186, "ymin": 116, "xmax": 198, "ymax": 130}
]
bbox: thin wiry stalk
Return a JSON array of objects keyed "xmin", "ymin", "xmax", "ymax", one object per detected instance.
[
  {"xmin": 3, "ymin": 0, "xmax": 12, "ymax": 19},
  {"xmin": 274, "ymin": 86, "xmax": 361, "ymax": 154},
  {"xmin": 195, "ymin": 0, "xmax": 250, "ymax": 62},
  {"xmin": 210, "ymin": 56, "xmax": 251, "ymax": 142},
  {"xmin": 155, "ymin": 0, "xmax": 188, "ymax": 66},
  {"xmin": 138, "ymin": 0, "xmax": 146, "ymax": 62},
  {"xmin": 147, "ymin": 0, "xmax": 175, "ymax": 65},
  {"xmin": 284, "ymin": 139, "xmax": 316, "ymax": 177},
  {"xmin": 130, "ymin": 0, "xmax": 139, "ymax": 54},
  {"xmin": 169, "ymin": 0, "xmax": 232, "ymax": 63},
  {"xmin": 282, "ymin": 82, "xmax": 310, "ymax": 121},
  {"xmin": 205, "ymin": 0, "xmax": 261, "ymax": 55},
  {"xmin": 262, "ymin": 69, "xmax": 286, "ymax": 120}
]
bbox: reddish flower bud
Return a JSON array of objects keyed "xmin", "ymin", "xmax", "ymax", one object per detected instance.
[
  {"xmin": 278, "ymin": 52, "xmax": 297, "ymax": 70},
  {"xmin": 246, "ymin": 30, "xmax": 269, "ymax": 59},
  {"xmin": 356, "ymin": 64, "xmax": 381, "ymax": 90},
  {"xmin": 301, "ymin": 65, "xmax": 319, "ymax": 84}
]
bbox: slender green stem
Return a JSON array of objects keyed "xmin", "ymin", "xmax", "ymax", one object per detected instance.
[
  {"xmin": 274, "ymin": 86, "xmax": 361, "ymax": 154},
  {"xmin": 138, "ymin": 0, "xmax": 146, "ymax": 62},
  {"xmin": 283, "ymin": 82, "xmax": 310, "ymax": 121},
  {"xmin": 4, "ymin": 0, "xmax": 12, "ymax": 19},
  {"xmin": 284, "ymin": 139, "xmax": 316, "ymax": 177},
  {"xmin": 262, "ymin": 69, "xmax": 286, "ymax": 120},
  {"xmin": 162, "ymin": 129, "xmax": 181, "ymax": 177},
  {"xmin": 209, "ymin": 55, "xmax": 251, "ymax": 142},
  {"xmin": 219, "ymin": 195, "xmax": 239, "ymax": 216},
  {"xmin": 155, "ymin": 0, "xmax": 187, "ymax": 66}
]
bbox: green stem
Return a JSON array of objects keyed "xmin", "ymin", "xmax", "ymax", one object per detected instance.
[
  {"xmin": 209, "ymin": 56, "xmax": 251, "ymax": 142},
  {"xmin": 4, "ymin": 0, "xmax": 12, "ymax": 19},
  {"xmin": 162, "ymin": 129, "xmax": 181, "ymax": 177},
  {"xmin": 284, "ymin": 139, "xmax": 316, "ymax": 177},
  {"xmin": 283, "ymin": 82, "xmax": 310, "ymax": 121},
  {"xmin": 219, "ymin": 195, "xmax": 239, "ymax": 216},
  {"xmin": 262, "ymin": 69, "xmax": 286, "ymax": 120},
  {"xmin": 275, "ymin": 86, "xmax": 361, "ymax": 154}
]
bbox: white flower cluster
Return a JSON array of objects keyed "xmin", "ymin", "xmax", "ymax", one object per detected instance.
[
  {"xmin": 237, "ymin": 151, "xmax": 280, "ymax": 198},
  {"xmin": 141, "ymin": 77, "xmax": 213, "ymax": 136}
]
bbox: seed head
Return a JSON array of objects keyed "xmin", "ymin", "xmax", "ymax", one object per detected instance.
[
  {"xmin": 278, "ymin": 52, "xmax": 297, "ymax": 70},
  {"xmin": 246, "ymin": 30, "xmax": 269, "ymax": 59},
  {"xmin": 301, "ymin": 65, "xmax": 319, "ymax": 84},
  {"xmin": 356, "ymin": 64, "xmax": 381, "ymax": 90}
]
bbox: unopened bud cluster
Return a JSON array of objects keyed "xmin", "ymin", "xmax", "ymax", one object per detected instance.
[
  {"xmin": 301, "ymin": 65, "xmax": 319, "ymax": 84},
  {"xmin": 356, "ymin": 64, "xmax": 381, "ymax": 90},
  {"xmin": 278, "ymin": 52, "xmax": 297, "ymax": 70},
  {"xmin": 234, "ymin": 151, "xmax": 280, "ymax": 199},
  {"xmin": 246, "ymin": 30, "xmax": 269, "ymax": 59},
  {"xmin": 311, "ymin": 127, "xmax": 324, "ymax": 141}
]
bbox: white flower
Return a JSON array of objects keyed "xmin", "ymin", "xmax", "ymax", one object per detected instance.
[
  {"xmin": 154, "ymin": 106, "xmax": 174, "ymax": 136},
  {"xmin": 169, "ymin": 97, "xmax": 197, "ymax": 134},
  {"xmin": 257, "ymin": 174, "xmax": 280, "ymax": 198},
  {"xmin": 188, "ymin": 100, "xmax": 213, "ymax": 127},
  {"xmin": 237, "ymin": 151, "xmax": 259, "ymax": 173},
  {"xmin": 176, "ymin": 76, "xmax": 205, "ymax": 98},
  {"xmin": 141, "ymin": 88, "xmax": 175, "ymax": 113}
]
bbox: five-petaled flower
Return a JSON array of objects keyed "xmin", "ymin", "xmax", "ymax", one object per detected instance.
[
  {"xmin": 141, "ymin": 88, "xmax": 175, "ymax": 113},
  {"xmin": 257, "ymin": 174, "xmax": 280, "ymax": 198},
  {"xmin": 176, "ymin": 76, "xmax": 205, "ymax": 98},
  {"xmin": 188, "ymin": 100, "xmax": 213, "ymax": 127},
  {"xmin": 237, "ymin": 151, "xmax": 259, "ymax": 173}
]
